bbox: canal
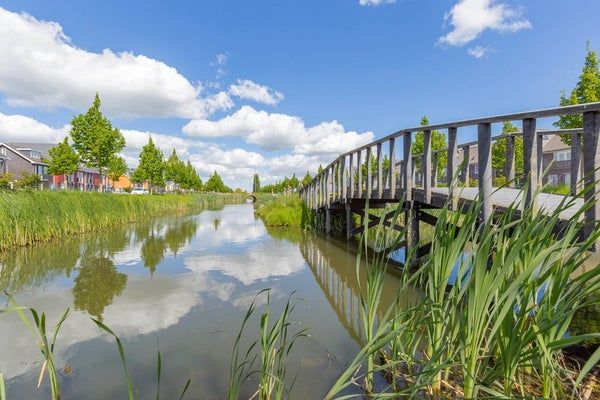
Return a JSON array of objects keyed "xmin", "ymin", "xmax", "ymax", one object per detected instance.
[{"xmin": 0, "ymin": 203, "xmax": 413, "ymax": 399}]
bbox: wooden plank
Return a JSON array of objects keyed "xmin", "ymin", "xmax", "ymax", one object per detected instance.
[
  {"xmin": 505, "ymin": 135, "xmax": 515, "ymax": 187},
  {"xmin": 571, "ymin": 131, "xmax": 582, "ymax": 196},
  {"xmin": 583, "ymin": 111, "xmax": 600, "ymax": 249},
  {"xmin": 377, "ymin": 142, "xmax": 383, "ymax": 198},
  {"xmin": 537, "ymin": 131, "xmax": 544, "ymax": 188},
  {"xmin": 404, "ymin": 133, "xmax": 413, "ymax": 201},
  {"xmin": 366, "ymin": 146, "xmax": 373, "ymax": 199},
  {"xmin": 423, "ymin": 129, "xmax": 432, "ymax": 203},
  {"xmin": 447, "ymin": 127, "xmax": 458, "ymax": 209},
  {"xmin": 478, "ymin": 123, "xmax": 493, "ymax": 220},
  {"xmin": 523, "ymin": 118, "xmax": 538, "ymax": 210},
  {"xmin": 389, "ymin": 138, "xmax": 396, "ymax": 199}
]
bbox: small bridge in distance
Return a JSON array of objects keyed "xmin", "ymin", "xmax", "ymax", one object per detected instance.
[{"xmin": 299, "ymin": 103, "xmax": 600, "ymax": 263}]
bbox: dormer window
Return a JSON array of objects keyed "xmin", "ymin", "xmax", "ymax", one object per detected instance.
[
  {"xmin": 554, "ymin": 151, "xmax": 570, "ymax": 162},
  {"xmin": 30, "ymin": 150, "xmax": 41, "ymax": 159}
]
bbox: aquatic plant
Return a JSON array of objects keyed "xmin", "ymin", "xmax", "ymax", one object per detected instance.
[
  {"xmin": 227, "ymin": 289, "xmax": 307, "ymax": 400},
  {"xmin": 4, "ymin": 294, "xmax": 70, "ymax": 400},
  {"xmin": 255, "ymin": 195, "xmax": 303, "ymax": 227},
  {"xmin": 0, "ymin": 191, "xmax": 244, "ymax": 251}
]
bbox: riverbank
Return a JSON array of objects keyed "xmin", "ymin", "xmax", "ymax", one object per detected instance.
[
  {"xmin": 254, "ymin": 194, "xmax": 303, "ymax": 227},
  {"xmin": 0, "ymin": 191, "xmax": 244, "ymax": 251}
]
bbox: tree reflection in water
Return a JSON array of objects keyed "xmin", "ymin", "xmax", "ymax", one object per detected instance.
[
  {"xmin": 73, "ymin": 257, "xmax": 127, "ymax": 321},
  {"xmin": 140, "ymin": 219, "xmax": 198, "ymax": 275}
]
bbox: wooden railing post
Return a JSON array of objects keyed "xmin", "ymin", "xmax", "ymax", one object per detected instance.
[
  {"xmin": 478, "ymin": 123, "xmax": 492, "ymax": 220},
  {"xmin": 432, "ymin": 152, "xmax": 438, "ymax": 188},
  {"xmin": 389, "ymin": 138, "xmax": 396, "ymax": 199},
  {"xmin": 462, "ymin": 145, "xmax": 470, "ymax": 187},
  {"xmin": 366, "ymin": 146, "xmax": 373, "ymax": 199},
  {"xmin": 583, "ymin": 111, "xmax": 600, "ymax": 248},
  {"xmin": 571, "ymin": 130, "xmax": 583, "ymax": 196},
  {"xmin": 505, "ymin": 135, "xmax": 515, "ymax": 187},
  {"xmin": 423, "ymin": 130, "xmax": 432, "ymax": 203},
  {"xmin": 341, "ymin": 156, "xmax": 347, "ymax": 201},
  {"xmin": 523, "ymin": 118, "xmax": 538, "ymax": 210},
  {"xmin": 404, "ymin": 131, "xmax": 418, "ymax": 263},
  {"xmin": 447, "ymin": 127, "xmax": 458, "ymax": 208},
  {"xmin": 357, "ymin": 150, "xmax": 363, "ymax": 198},
  {"xmin": 349, "ymin": 153, "xmax": 355, "ymax": 198},
  {"xmin": 377, "ymin": 142, "xmax": 383, "ymax": 198}
]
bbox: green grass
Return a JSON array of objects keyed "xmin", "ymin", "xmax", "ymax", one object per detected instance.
[
  {"xmin": 255, "ymin": 195, "xmax": 303, "ymax": 227},
  {"xmin": 0, "ymin": 191, "xmax": 244, "ymax": 251}
]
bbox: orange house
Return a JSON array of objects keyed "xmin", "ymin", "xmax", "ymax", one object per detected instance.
[{"xmin": 108, "ymin": 174, "xmax": 133, "ymax": 190}]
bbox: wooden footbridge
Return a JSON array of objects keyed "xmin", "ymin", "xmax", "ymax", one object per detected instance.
[{"xmin": 299, "ymin": 103, "xmax": 600, "ymax": 261}]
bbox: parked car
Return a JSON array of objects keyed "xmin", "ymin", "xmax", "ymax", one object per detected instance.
[{"xmin": 131, "ymin": 188, "xmax": 149, "ymax": 195}]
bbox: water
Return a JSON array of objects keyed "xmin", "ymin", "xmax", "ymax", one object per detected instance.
[{"xmin": 0, "ymin": 204, "xmax": 412, "ymax": 399}]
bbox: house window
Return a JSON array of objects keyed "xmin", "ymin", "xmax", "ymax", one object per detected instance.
[
  {"xmin": 554, "ymin": 151, "xmax": 571, "ymax": 162},
  {"xmin": 564, "ymin": 173, "xmax": 571, "ymax": 187},
  {"xmin": 548, "ymin": 175, "xmax": 558, "ymax": 186},
  {"xmin": 473, "ymin": 164, "xmax": 479, "ymax": 174},
  {"xmin": 30, "ymin": 150, "xmax": 41, "ymax": 159},
  {"xmin": 0, "ymin": 147, "xmax": 6, "ymax": 155}
]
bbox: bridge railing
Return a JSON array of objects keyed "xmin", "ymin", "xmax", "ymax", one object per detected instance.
[{"xmin": 300, "ymin": 102, "xmax": 600, "ymax": 236}]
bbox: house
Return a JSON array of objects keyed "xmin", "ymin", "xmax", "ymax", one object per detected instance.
[
  {"xmin": 540, "ymin": 135, "xmax": 571, "ymax": 186},
  {"xmin": 0, "ymin": 142, "xmax": 51, "ymax": 188},
  {"xmin": 108, "ymin": 174, "xmax": 133, "ymax": 191}
]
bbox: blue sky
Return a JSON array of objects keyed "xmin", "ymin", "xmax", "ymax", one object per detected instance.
[{"xmin": 0, "ymin": 0, "xmax": 598, "ymax": 189}]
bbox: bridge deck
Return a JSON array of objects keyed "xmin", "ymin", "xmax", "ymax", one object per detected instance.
[{"xmin": 426, "ymin": 187, "xmax": 582, "ymax": 221}]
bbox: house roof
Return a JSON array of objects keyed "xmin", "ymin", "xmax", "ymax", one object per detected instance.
[
  {"xmin": 8, "ymin": 142, "xmax": 55, "ymax": 161},
  {"xmin": 541, "ymin": 135, "xmax": 569, "ymax": 153},
  {"xmin": 0, "ymin": 142, "xmax": 44, "ymax": 164}
]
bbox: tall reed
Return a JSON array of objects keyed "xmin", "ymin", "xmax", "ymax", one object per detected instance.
[{"xmin": 0, "ymin": 191, "xmax": 244, "ymax": 251}]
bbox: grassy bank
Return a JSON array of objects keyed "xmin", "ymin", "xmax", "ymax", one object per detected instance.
[
  {"xmin": 254, "ymin": 194, "xmax": 303, "ymax": 227},
  {"xmin": 0, "ymin": 191, "xmax": 244, "ymax": 251}
]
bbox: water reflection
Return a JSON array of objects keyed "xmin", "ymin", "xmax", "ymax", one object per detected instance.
[
  {"xmin": 300, "ymin": 235, "xmax": 421, "ymax": 343},
  {"xmin": 73, "ymin": 257, "xmax": 127, "ymax": 320},
  {"xmin": 0, "ymin": 204, "xmax": 419, "ymax": 399}
]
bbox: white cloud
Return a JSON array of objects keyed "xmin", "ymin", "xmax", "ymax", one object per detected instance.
[
  {"xmin": 229, "ymin": 79, "xmax": 284, "ymax": 105},
  {"xmin": 0, "ymin": 7, "xmax": 231, "ymax": 119},
  {"xmin": 359, "ymin": 0, "xmax": 395, "ymax": 6},
  {"xmin": 0, "ymin": 112, "xmax": 69, "ymax": 143},
  {"xmin": 121, "ymin": 129, "xmax": 206, "ymax": 160},
  {"xmin": 467, "ymin": 45, "xmax": 491, "ymax": 58},
  {"xmin": 211, "ymin": 53, "xmax": 228, "ymax": 66},
  {"xmin": 182, "ymin": 106, "xmax": 373, "ymax": 152},
  {"xmin": 439, "ymin": 0, "xmax": 531, "ymax": 47}
]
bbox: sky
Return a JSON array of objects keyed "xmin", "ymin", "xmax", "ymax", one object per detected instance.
[{"xmin": 0, "ymin": 0, "xmax": 599, "ymax": 190}]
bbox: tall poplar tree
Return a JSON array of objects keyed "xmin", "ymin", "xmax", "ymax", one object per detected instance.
[
  {"xmin": 252, "ymin": 173, "xmax": 261, "ymax": 192},
  {"xmin": 132, "ymin": 137, "xmax": 164, "ymax": 193},
  {"xmin": 70, "ymin": 94, "xmax": 125, "ymax": 191},
  {"xmin": 554, "ymin": 41, "xmax": 600, "ymax": 145},
  {"xmin": 413, "ymin": 116, "xmax": 448, "ymax": 175}
]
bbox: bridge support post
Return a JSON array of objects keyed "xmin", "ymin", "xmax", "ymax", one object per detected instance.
[
  {"xmin": 345, "ymin": 203, "xmax": 354, "ymax": 241},
  {"xmin": 583, "ymin": 111, "xmax": 600, "ymax": 250},
  {"xmin": 325, "ymin": 206, "xmax": 331, "ymax": 235}
]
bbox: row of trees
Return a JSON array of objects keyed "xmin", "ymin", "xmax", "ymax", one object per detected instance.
[
  {"xmin": 252, "ymin": 172, "xmax": 312, "ymax": 193},
  {"xmin": 46, "ymin": 93, "xmax": 235, "ymax": 193}
]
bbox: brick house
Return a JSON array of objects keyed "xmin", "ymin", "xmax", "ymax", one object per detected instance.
[
  {"xmin": 540, "ymin": 135, "xmax": 571, "ymax": 186},
  {"xmin": 0, "ymin": 142, "xmax": 51, "ymax": 188}
]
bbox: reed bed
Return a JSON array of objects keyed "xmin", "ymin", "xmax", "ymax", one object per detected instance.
[
  {"xmin": 255, "ymin": 195, "xmax": 303, "ymax": 227},
  {"xmin": 0, "ymin": 191, "xmax": 244, "ymax": 251}
]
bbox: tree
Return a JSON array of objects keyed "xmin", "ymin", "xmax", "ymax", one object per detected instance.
[
  {"xmin": 302, "ymin": 171, "xmax": 312, "ymax": 186},
  {"xmin": 70, "ymin": 94, "xmax": 125, "ymax": 191},
  {"xmin": 413, "ymin": 116, "xmax": 447, "ymax": 175},
  {"xmin": 317, "ymin": 164, "xmax": 324, "ymax": 174},
  {"xmin": 47, "ymin": 138, "xmax": 79, "ymax": 186},
  {"xmin": 554, "ymin": 41, "xmax": 600, "ymax": 144},
  {"xmin": 164, "ymin": 149, "xmax": 184, "ymax": 183},
  {"xmin": 492, "ymin": 121, "xmax": 523, "ymax": 175},
  {"xmin": 107, "ymin": 156, "xmax": 128, "ymax": 188},
  {"xmin": 132, "ymin": 137, "xmax": 164, "ymax": 193},
  {"xmin": 73, "ymin": 257, "xmax": 127, "ymax": 321},
  {"xmin": 205, "ymin": 171, "xmax": 232, "ymax": 192},
  {"xmin": 252, "ymin": 173, "xmax": 261, "ymax": 192}
]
